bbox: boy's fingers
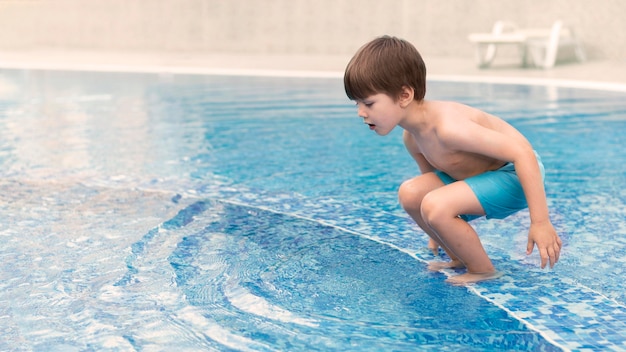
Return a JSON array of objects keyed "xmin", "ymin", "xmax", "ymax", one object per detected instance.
[
  {"xmin": 526, "ymin": 238, "xmax": 534, "ymax": 255},
  {"xmin": 548, "ymin": 247, "xmax": 556, "ymax": 268},
  {"xmin": 553, "ymin": 242, "xmax": 561, "ymax": 265},
  {"xmin": 537, "ymin": 241, "xmax": 562, "ymax": 269},
  {"xmin": 539, "ymin": 247, "xmax": 548, "ymax": 269}
]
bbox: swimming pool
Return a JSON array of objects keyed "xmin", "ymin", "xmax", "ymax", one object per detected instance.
[{"xmin": 0, "ymin": 68, "xmax": 624, "ymax": 351}]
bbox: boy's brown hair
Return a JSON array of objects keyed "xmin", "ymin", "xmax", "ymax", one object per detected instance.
[{"xmin": 344, "ymin": 35, "xmax": 426, "ymax": 102}]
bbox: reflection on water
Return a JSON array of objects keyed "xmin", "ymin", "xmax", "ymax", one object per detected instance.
[{"xmin": 0, "ymin": 69, "xmax": 625, "ymax": 350}]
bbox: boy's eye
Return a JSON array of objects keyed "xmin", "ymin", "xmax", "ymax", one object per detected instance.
[{"xmin": 355, "ymin": 101, "xmax": 373, "ymax": 108}]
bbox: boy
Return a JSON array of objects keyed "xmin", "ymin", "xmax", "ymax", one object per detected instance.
[{"xmin": 344, "ymin": 36, "xmax": 562, "ymax": 285}]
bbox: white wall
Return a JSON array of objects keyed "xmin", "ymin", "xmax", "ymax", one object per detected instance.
[{"xmin": 0, "ymin": 0, "xmax": 623, "ymax": 61}]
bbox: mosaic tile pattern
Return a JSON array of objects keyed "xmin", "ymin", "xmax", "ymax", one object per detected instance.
[
  {"xmin": 3, "ymin": 69, "xmax": 624, "ymax": 350},
  {"xmin": 190, "ymin": 184, "xmax": 626, "ymax": 352}
]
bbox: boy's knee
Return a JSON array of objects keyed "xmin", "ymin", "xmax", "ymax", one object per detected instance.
[
  {"xmin": 398, "ymin": 179, "xmax": 422, "ymax": 212},
  {"xmin": 420, "ymin": 193, "xmax": 448, "ymax": 227}
]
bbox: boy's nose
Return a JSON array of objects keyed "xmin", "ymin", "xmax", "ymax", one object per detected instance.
[{"xmin": 357, "ymin": 106, "xmax": 367, "ymax": 118}]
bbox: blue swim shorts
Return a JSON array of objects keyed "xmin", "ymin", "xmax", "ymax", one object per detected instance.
[{"xmin": 434, "ymin": 152, "xmax": 545, "ymax": 221}]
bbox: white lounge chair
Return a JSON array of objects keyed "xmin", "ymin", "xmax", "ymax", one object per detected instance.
[
  {"xmin": 525, "ymin": 21, "xmax": 586, "ymax": 69},
  {"xmin": 468, "ymin": 21, "xmax": 527, "ymax": 68},
  {"xmin": 468, "ymin": 20, "xmax": 586, "ymax": 69}
]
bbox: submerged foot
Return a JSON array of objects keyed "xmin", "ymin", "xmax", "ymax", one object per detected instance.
[
  {"xmin": 427, "ymin": 260, "xmax": 466, "ymax": 271},
  {"xmin": 445, "ymin": 271, "xmax": 503, "ymax": 286},
  {"xmin": 427, "ymin": 238, "xmax": 440, "ymax": 256}
]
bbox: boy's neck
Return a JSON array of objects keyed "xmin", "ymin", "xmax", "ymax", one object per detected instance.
[{"xmin": 400, "ymin": 99, "xmax": 430, "ymax": 132}]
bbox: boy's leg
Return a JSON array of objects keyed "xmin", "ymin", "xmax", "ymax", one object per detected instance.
[
  {"xmin": 398, "ymin": 173, "xmax": 465, "ymax": 267},
  {"xmin": 420, "ymin": 180, "xmax": 502, "ymax": 284}
]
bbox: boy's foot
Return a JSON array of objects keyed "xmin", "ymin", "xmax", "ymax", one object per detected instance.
[
  {"xmin": 445, "ymin": 271, "xmax": 503, "ymax": 286},
  {"xmin": 427, "ymin": 238, "xmax": 440, "ymax": 256},
  {"xmin": 427, "ymin": 260, "xmax": 465, "ymax": 271}
]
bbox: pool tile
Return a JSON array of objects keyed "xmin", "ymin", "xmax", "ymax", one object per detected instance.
[{"xmin": 215, "ymin": 187, "xmax": 626, "ymax": 351}]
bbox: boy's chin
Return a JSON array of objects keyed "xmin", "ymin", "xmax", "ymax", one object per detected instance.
[{"xmin": 374, "ymin": 127, "xmax": 394, "ymax": 136}]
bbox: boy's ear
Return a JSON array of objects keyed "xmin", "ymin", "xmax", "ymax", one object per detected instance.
[{"xmin": 398, "ymin": 86, "xmax": 414, "ymax": 107}]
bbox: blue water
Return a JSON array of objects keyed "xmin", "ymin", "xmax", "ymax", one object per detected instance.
[{"xmin": 0, "ymin": 69, "xmax": 625, "ymax": 351}]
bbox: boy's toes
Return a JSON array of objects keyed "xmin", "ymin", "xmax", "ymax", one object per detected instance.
[
  {"xmin": 427, "ymin": 260, "xmax": 466, "ymax": 271},
  {"xmin": 445, "ymin": 271, "xmax": 503, "ymax": 285}
]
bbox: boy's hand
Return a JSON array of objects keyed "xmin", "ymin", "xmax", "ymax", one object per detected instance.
[{"xmin": 526, "ymin": 221, "xmax": 562, "ymax": 268}]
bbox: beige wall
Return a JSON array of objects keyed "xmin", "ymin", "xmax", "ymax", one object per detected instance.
[{"xmin": 0, "ymin": 0, "xmax": 624, "ymax": 61}]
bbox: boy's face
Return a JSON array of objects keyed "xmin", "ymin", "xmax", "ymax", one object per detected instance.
[{"xmin": 355, "ymin": 93, "xmax": 404, "ymax": 136}]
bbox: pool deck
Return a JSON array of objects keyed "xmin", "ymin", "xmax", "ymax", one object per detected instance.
[{"xmin": 0, "ymin": 50, "xmax": 625, "ymax": 91}]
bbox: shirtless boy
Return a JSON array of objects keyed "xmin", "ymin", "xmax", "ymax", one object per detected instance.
[{"xmin": 343, "ymin": 36, "xmax": 562, "ymax": 285}]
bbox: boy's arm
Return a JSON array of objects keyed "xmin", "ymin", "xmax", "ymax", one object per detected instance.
[
  {"xmin": 441, "ymin": 116, "xmax": 562, "ymax": 269},
  {"xmin": 511, "ymin": 150, "xmax": 562, "ymax": 268},
  {"xmin": 403, "ymin": 130, "xmax": 435, "ymax": 174}
]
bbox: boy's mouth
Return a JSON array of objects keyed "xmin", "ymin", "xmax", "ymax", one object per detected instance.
[{"xmin": 365, "ymin": 122, "xmax": 376, "ymax": 130}]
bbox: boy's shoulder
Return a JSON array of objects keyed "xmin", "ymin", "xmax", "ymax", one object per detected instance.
[
  {"xmin": 427, "ymin": 100, "xmax": 473, "ymax": 110},
  {"xmin": 423, "ymin": 100, "xmax": 478, "ymax": 119},
  {"xmin": 417, "ymin": 101, "xmax": 489, "ymax": 135}
]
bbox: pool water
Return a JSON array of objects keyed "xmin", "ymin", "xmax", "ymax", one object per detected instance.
[{"xmin": 0, "ymin": 69, "xmax": 625, "ymax": 351}]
